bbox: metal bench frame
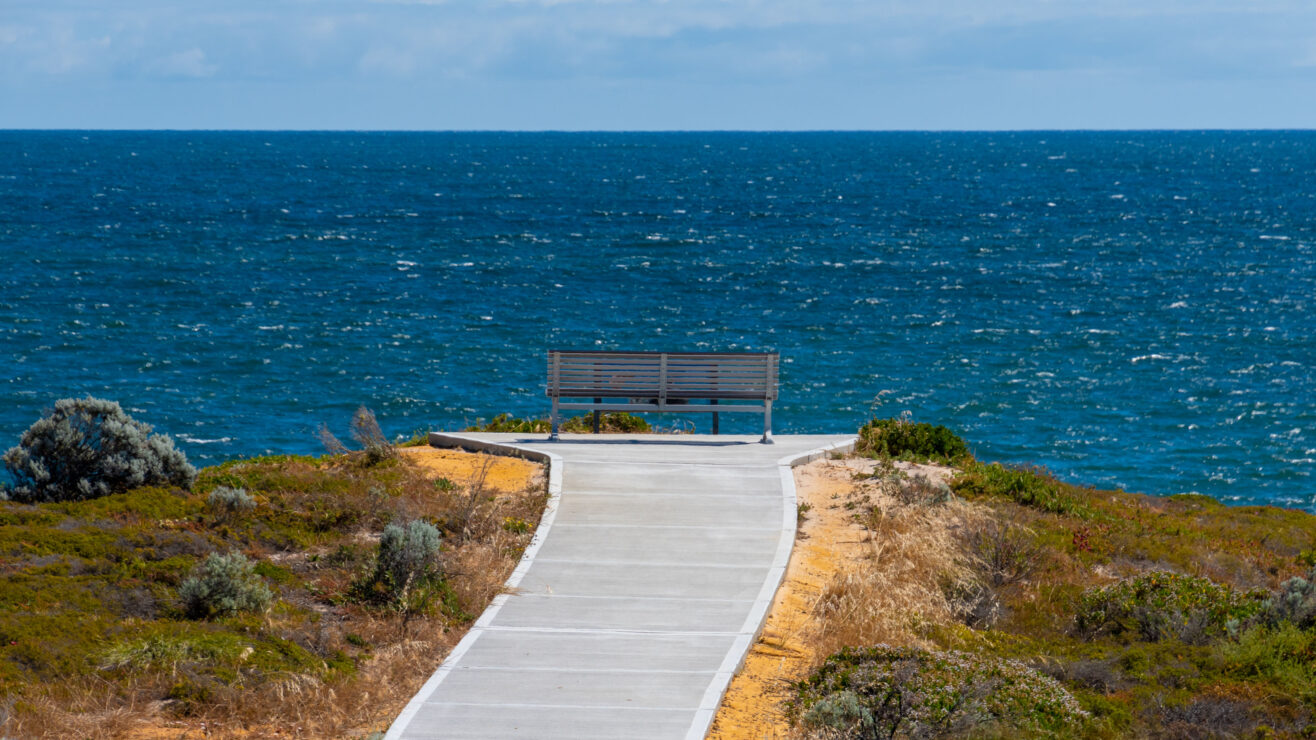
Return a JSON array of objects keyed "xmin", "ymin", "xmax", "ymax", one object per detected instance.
[{"xmin": 546, "ymin": 350, "xmax": 779, "ymax": 444}]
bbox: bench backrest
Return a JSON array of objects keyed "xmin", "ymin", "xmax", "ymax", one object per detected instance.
[{"xmin": 547, "ymin": 351, "xmax": 779, "ymax": 401}]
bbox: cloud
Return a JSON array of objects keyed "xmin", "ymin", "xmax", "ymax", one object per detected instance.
[
  {"xmin": 146, "ymin": 48, "xmax": 218, "ymax": 78},
  {"xmin": 3, "ymin": 0, "xmax": 1315, "ymax": 127},
  {"xmin": 3, "ymin": 0, "xmax": 1315, "ymax": 85}
]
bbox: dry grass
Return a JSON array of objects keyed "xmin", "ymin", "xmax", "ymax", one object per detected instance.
[
  {"xmin": 710, "ymin": 457, "xmax": 1016, "ymax": 740},
  {"xmin": 809, "ymin": 460, "xmax": 988, "ymax": 658},
  {"xmin": 709, "ymin": 457, "xmax": 1005, "ymax": 740}
]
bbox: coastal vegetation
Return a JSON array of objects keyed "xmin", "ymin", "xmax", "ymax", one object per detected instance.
[
  {"xmin": 0, "ymin": 403, "xmax": 547, "ymax": 739},
  {"xmin": 466, "ymin": 411, "xmax": 653, "ymax": 434},
  {"xmin": 2, "ymin": 397, "xmax": 196, "ymax": 503},
  {"xmin": 782, "ymin": 417, "xmax": 1316, "ymax": 739}
]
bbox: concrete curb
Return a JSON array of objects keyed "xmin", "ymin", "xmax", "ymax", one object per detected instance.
[
  {"xmin": 382, "ymin": 433, "xmax": 565, "ymax": 740},
  {"xmin": 684, "ymin": 436, "xmax": 857, "ymax": 740}
]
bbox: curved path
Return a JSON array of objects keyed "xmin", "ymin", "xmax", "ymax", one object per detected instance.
[{"xmin": 385, "ymin": 432, "xmax": 855, "ymax": 740}]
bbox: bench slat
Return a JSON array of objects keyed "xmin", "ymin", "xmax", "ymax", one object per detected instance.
[{"xmin": 547, "ymin": 350, "xmax": 778, "ymax": 441}]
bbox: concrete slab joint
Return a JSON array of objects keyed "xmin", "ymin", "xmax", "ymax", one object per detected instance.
[{"xmin": 385, "ymin": 432, "xmax": 856, "ymax": 740}]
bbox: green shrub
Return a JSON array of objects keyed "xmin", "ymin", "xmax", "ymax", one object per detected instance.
[
  {"xmin": 857, "ymin": 418, "xmax": 970, "ymax": 463},
  {"xmin": 793, "ymin": 644, "xmax": 1087, "ymax": 738},
  {"xmin": 352, "ymin": 520, "xmax": 442, "ymax": 610},
  {"xmin": 206, "ymin": 486, "xmax": 255, "ymax": 518},
  {"xmin": 563, "ymin": 412, "xmax": 651, "ymax": 433},
  {"xmin": 3, "ymin": 397, "xmax": 196, "ymax": 503},
  {"xmin": 466, "ymin": 414, "xmax": 551, "ymax": 433},
  {"xmin": 1261, "ymin": 567, "xmax": 1316, "ymax": 629},
  {"xmin": 1075, "ymin": 571, "xmax": 1266, "ymax": 644},
  {"xmin": 178, "ymin": 552, "xmax": 273, "ymax": 620},
  {"xmin": 466, "ymin": 412, "xmax": 651, "ymax": 434},
  {"xmin": 951, "ymin": 462, "xmax": 1088, "ymax": 516},
  {"xmin": 1218, "ymin": 622, "xmax": 1316, "ymax": 702}
]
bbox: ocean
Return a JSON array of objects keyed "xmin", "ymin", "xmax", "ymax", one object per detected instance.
[{"xmin": 1, "ymin": 131, "xmax": 1312, "ymax": 507}]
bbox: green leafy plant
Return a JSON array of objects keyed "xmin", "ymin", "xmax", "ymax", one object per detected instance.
[
  {"xmin": 792, "ymin": 644, "xmax": 1087, "ymax": 738},
  {"xmin": 951, "ymin": 462, "xmax": 1088, "ymax": 517},
  {"xmin": 178, "ymin": 551, "xmax": 274, "ymax": 620},
  {"xmin": 465, "ymin": 412, "xmax": 652, "ymax": 434},
  {"xmin": 1075, "ymin": 571, "xmax": 1267, "ymax": 644},
  {"xmin": 857, "ymin": 418, "xmax": 970, "ymax": 464},
  {"xmin": 3, "ymin": 396, "xmax": 196, "ymax": 503}
]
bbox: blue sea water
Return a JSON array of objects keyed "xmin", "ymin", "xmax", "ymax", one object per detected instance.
[{"xmin": 1, "ymin": 131, "xmax": 1313, "ymax": 507}]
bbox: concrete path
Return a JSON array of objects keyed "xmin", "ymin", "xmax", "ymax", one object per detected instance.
[{"xmin": 384, "ymin": 432, "xmax": 856, "ymax": 740}]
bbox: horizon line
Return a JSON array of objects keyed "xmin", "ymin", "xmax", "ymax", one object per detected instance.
[{"xmin": 4, "ymin": 127, "xmax": 1316, "ymax": 134}]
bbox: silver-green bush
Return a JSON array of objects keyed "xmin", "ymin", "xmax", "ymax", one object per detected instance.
[
  {"xmin": 376, "ymin": 520, "xmax": 441, "ymax": 600},
  {"xmin": 794, "ymin": 645, "xmax": 1087, "ymax": 739},
  {"xmin": 352, "ymin": 520, "xmax": 442, "ymax": 610},
  {"xmin": 207, "ymin": 486, "xmax": 255, "ymax": 517},
  {"xmin": 1262, "ymin": 567, "xmax": 1316, "ymax": 629},
  {"xmin": 178, "ymin": 551, "xmax": 273, "ymax": 620},
  {"xmin": 2, "ymin": 397, "xmax": 196, "ymax": 503}
]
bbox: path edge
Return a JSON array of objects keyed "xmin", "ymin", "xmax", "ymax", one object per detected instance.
[
  {"xmin": 685, "ymin": 435, "xmax": 857, "ymax": 740},
  {"xmin": 381, "ymin": 432, "xmax": 565, "ymax": 740}
]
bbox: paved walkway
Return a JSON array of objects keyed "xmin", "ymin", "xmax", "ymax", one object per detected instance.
[{"xmin": 384, "ymin": 432, "xmax": 856, "ymax": 740}]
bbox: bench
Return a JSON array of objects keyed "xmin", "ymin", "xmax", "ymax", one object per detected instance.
[{"xmin": 546, "ymin": 350, "xmax": 779, "ymax": 443}]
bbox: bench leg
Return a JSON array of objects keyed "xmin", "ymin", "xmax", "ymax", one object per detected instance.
[
  {"xmin": 711, "ymin": 399, "xmax": 719, "ymax": 435},
  {"xmin": 549, "ymin": 397, "xmax": 560, "ymax": 441},
  {"xmin": 593, "ymin": 399, "xmax": 601, "ymax": 434},
  {"xmin": 760, "ymin": 400, "xmax": 774, "ymax": 444}
]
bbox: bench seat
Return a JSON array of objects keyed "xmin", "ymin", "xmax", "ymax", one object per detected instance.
[{"xmin": 546, "ymin": 350, "xmax": 779, "ymax": 443}]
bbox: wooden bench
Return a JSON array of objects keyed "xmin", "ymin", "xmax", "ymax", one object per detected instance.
[{"xmin": 547, "ymin": 350, "xmax": 779, "ymax": 443}]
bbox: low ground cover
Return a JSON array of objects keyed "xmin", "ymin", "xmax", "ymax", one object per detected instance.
[
  {"xmin": 0, "ymin": 446, "xmax": 546, "ymax": 739},
  {"xmin": 741, "ymin": 417, "xmax": 1316, "ymax": 739}
]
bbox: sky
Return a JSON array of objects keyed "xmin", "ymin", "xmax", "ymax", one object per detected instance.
[{"xmin": 2, "ymin": 0, "xmax": 1314, "ymax": 130}]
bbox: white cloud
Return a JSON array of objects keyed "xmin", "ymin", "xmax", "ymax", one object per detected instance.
[
  {"xmin": 146, "ymin": 48, "xmax": 218, "ymax": 78},
  {"xmin": 4, "ymin": 0, "xmax": 1316, "ymax": 127}
]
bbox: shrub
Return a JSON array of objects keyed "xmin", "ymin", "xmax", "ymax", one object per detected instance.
[
  {"xmin": 178, "ymin": 552, "xmax": 273, "ymax": 620},
  {"xmin": 2, "ymin": 396, "xmax": 196, "ymax": 503},
  {"xmin": 466, "ymin": 414, "xmax": 550, "ymax": 433},
  {"xmin": 1218, "ymin": 622, "xmax": 1316, "ymax": 701},
  {"xmin": 1075, "ymin": 572, "xmax": 1267, "ymax": 644},
  {"xmin": 1154, "ymin": 698, "xmax": 1258, "ymax": 740},
  {"xmin": 1260, "ymin": 567, "xmax": 1316, "ymax": 629},
  {"xmin": 857, "ymin": 418, "xmax": 970, "ymax": 463},
  {"xmin": 206, "ymin": 486, "xmax": 255, "ymax": 519},
  {"xmin": 352, "ymin": 520, "xmax": 443, "ymax": 610},
  {"xmin": 563, "ymin": 412, "xmax": 652, "ymax": 433},
  {"xmin": 951, "ymin": 462, "xmax": 1088, "ymax": 517},
  {"xmin": 793, "ymin": 645, "xmax": 1087, "ymax": 738},
  {"xmin": 965, "ymin": 518, "xmax": 1042, "ymax": 588},
  {"xmin": 466, "ymin": 412, "xmax": 652, "ymax": 434}
]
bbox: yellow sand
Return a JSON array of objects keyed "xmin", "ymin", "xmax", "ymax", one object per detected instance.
[{"xmin": 399, "ymin": 445, "xmax": 540, "ymax": 494}]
